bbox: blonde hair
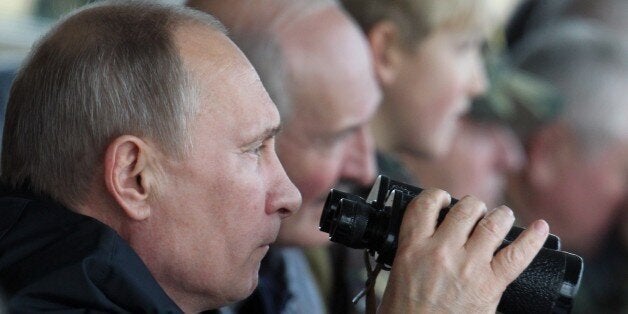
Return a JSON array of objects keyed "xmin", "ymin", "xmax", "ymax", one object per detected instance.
[{"xmin": 342, "ymin": 0, "xmax": 519, "ymax": 48}]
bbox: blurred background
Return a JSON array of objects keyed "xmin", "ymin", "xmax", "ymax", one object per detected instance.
[{"xmin": 0, "ymin": 0, "xmax": 184, "ymax": 137}]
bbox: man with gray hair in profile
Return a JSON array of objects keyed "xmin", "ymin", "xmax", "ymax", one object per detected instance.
[
  {"xmin": 506, "ymin": 21, "xmax": 628, "ymax": 313},
  {"xmin": 189, "ymin": 1, "xmax": 551, "ymax": 313},
  {"xmin": 0, "ymin": 1, "xmax": 303, "ymax": 312}
]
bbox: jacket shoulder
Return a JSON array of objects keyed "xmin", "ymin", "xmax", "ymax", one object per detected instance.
[{"xmin": 0, "ymin": 195, "xmax": 181, "ymax": 312}]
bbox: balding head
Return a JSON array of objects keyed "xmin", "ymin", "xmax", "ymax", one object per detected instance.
[
  {"xmin": 188, "ymin": 0, "xmax": 336, "ymax": 34},
  {"xmin": 188, "ymin": 0, "xmax": 343, "ymax": 119}
]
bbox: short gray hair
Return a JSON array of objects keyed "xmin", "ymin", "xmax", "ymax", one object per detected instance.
[
  {"xmin": 513, "ymin": 20, "xmax": 628, "ymax": 151},
  {"xmin": 1, "ymin": 1, "xmax": 225, "ymax": 207},
  {"xmin": 188, "ymin": 0, "xmax": 337, "ymax": 120}
]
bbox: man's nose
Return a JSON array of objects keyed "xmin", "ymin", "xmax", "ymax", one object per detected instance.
[
  {"xmin": 268, "ymin": 154, "xmax": 302, "ymax": 219},
  {"xmin": 340, "ymin": 126, "xmax": 377, "ymax": 186},
  {"xmin": 493, "ymin": 126, "xmax": 525, "ymax": 173}
]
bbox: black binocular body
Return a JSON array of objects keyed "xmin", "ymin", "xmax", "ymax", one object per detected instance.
[{"xmin": 319, "ymin": 175, "xmax": 583, "ymax": 314}]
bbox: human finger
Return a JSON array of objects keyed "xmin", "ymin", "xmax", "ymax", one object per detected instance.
[
  {"xmin": 398, "ymin": 188, "xmax": 452, "ymax": 242},
  {"xmin": 432, "ymin": 195, "xmax": 487, "ymax": 247},
  {"xmin": 491, "ymin": 219, "xmax": 549, "ymax": 285},
  {"xmin": 465, "ymin": 205, "xmax": 515, "ymax": 261}
]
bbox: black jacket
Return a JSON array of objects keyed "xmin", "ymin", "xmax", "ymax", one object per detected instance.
[{"xmin": 0, "ymin": 191, "xmax": 182, "ymax": 313}]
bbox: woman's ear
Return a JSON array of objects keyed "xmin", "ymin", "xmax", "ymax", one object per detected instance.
[
  {"xmin": 103, "ymin": 135, "xmax": 157, "ymax": 221},
  {"xmin": 367, "ymin": 20, "xmax": 405, "ymax": 86}
]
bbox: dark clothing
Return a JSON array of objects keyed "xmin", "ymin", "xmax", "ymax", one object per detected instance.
[
  {"xmin": 0, "ymin": 191, "xmax": 183, "ymax": 313},
  {"xmin": 573, "ymin": 226, "xmax": 628, "ymax": 314},
  {"xmin": 233, "ymin": 247, "xmax": 325, "ymax": 314},
  {"xmin": 234, "ymin": 248, "xmax": 291, "ymax": 313}
]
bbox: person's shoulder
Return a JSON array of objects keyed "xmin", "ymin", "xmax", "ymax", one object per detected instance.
[
  {"xmin": 0, "ymin": 192, "xmax": 111, "ymax": 270},
  {"xmin": 0, "ymin": 193, "xmax": 182, "ymax": 312}
]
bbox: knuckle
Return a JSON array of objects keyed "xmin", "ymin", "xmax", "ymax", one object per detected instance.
[
  {"xmin": 423, "ymin": 188, "xmax": 450, "ymax": 203},
  {"xmin": 504, "ymin": 245, "xmax": 527, "ymax": 266},
  {"xmin": 496, "ymin": 245, "xmax": 529, "ymax": 281},
  {"xmin": 414, "ymin": 196, "xmax": 439, "ymax": 211},
  {"xmin": 478, "ymin": 206, "xmax": 513, "ymax": 238},
  {"xmin": 414, "ymin": 189, "xmax": 445, "ymax": 209},
  {"xmin": 493, "ymin": 230, "xmax": 544, "ymax": 282},
  {"xmin": 402, "ymin": 242, "xmax": 450, "ymax": 269},
  {"xmin": 459, "ymin": 262, "xmax": 477, "ymax": 283},
  {"xmin": 478, "ymin": 216, "xmax": 502, "ymax": 239},
  {"xmin": 450, "ymin": 196, "xmax": 486, "ymax": 223},
  {"xmin": 430, "ymin": 246, "xmax": 450, "ymax": 264},
  {"xmin": 524, "ymin": 229, "xmax": 545, "ymax": 249}
]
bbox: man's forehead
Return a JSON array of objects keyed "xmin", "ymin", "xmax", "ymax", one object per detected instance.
[
  {"xmin": 174, "ymin": 23, "xmax": 281, "ymax": 142},
  {"xmin": 175, "ymin": 23, "xmax": 265, "ymax": 109},
  {"xmin": 287, "ymin": 90, "xmax": 377, "ymax": 141},
  {"xmin": 279, "ymin": 7, "xmax": 380, "ymax": 135},
  {"xmin": 175, "ymin": 23, "xmax": 240, "ymax": 77},
  {"xmin": 287, "ymin": 61, "xmax": 380, "ymax": 138}
]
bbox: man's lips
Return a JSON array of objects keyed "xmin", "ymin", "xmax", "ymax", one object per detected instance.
[{"xmin": 260, "ymin": 224, "xmax": 280, "ymax": 247}]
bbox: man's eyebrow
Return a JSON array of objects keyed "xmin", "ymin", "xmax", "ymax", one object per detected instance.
[
  {"xmin": 339, "ymin": 124, "xmax": 361, "ymax": 137},
  {"xmin": 252, "ymin": 125, "xmax": 283, "ymax": 143},
  {"xmin": 323, "ymin": 123, "xmax": 361, "ymax": 141}
]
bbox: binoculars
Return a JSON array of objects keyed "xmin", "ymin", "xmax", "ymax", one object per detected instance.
[{"xmin": 319, "ymin": 175, "xmax": 583, "ymax": 314}]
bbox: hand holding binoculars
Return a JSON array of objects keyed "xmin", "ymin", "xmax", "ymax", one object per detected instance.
[{"xmin": 319, "ymin": 175, "xmax": 583, "ymax": 313}]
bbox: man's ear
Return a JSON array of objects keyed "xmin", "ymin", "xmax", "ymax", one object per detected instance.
[
  {"xmin": 103, "ymin": 135, "xmax": 157, "ymax": 221},
  {"xmin": 525, "ymin": 123, "xmax": 572, "ymax": 190},
  {"xmin": 367, "ymin": 20, "xmax": 405, "ymax": 86}
]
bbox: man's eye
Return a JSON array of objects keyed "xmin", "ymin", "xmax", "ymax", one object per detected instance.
[{"xmin": 248, "ymin": 144, "xmax": 264, "ymax": 157}]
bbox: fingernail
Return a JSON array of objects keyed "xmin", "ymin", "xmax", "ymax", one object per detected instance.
[
  {"xmin": 533, "ymin": 220, "xmax": 549, "ymax": 235},
  {"xmin": 499, "ymin": 205, "xmax": 513, "ymax": 216},
  {"xmin": 489, "ymin": 205, "xmax": 512, "ymax": 218}
]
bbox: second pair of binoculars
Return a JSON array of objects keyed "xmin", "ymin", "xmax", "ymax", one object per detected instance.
[{"xmin": 320, "ymin": 175, "xmax": 583, "ymax": 314}]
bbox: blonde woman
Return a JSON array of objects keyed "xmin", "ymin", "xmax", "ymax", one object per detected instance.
[{"xmin": 342, "ymin": 0, "xmax": 519, "ymax": 170}]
